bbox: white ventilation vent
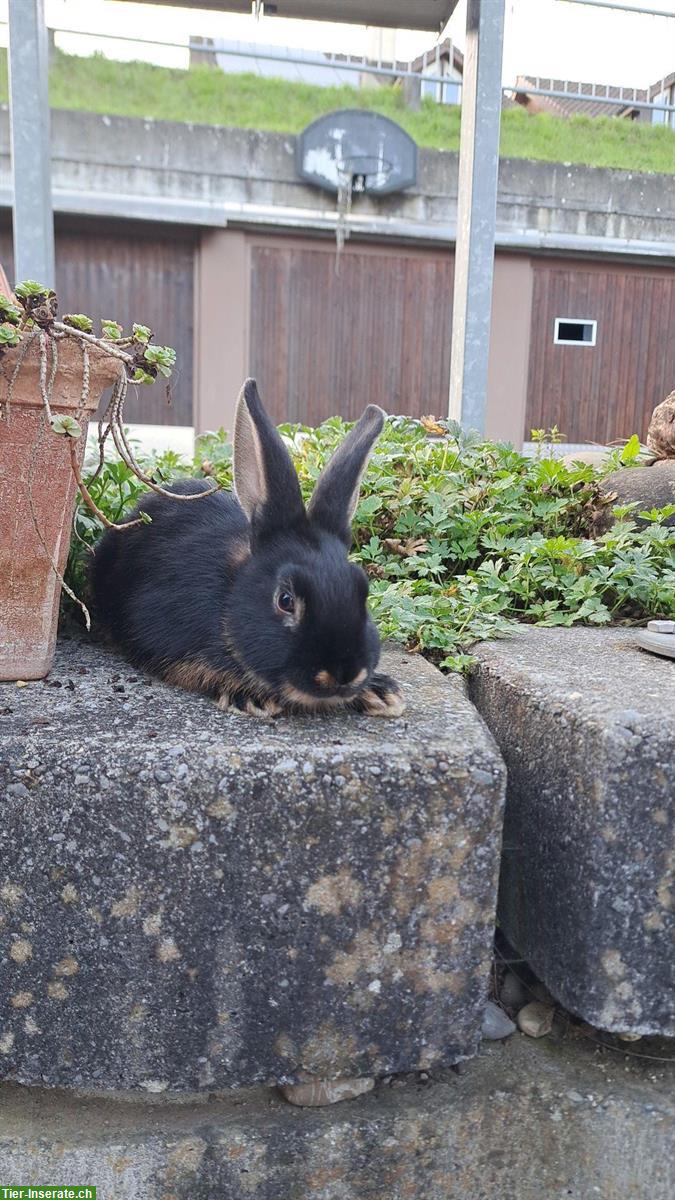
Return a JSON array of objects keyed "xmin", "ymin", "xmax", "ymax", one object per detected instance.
[{"xmin": 554, "ymin": 318, "xmax": 597, "ymax": 346}]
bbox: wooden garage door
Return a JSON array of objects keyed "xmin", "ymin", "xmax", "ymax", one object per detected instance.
[
  {"xmin": 526, "ymin": 261, "xmax": 675, "ymax": 443},
  {"xmin": 249, "ymin": 240, "xmax": 454, "ymax": 424},
  {"xmin": 0, "ymin": 219, "xmax": 195, "ymax": 426}
]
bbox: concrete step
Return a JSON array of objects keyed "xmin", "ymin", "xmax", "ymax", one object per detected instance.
[
  {"xmin": 0, "ymin": 1031, "xmax": 671, "ymax": 1199},
  {"xmin": 471, "ymin": 627, "xmax": 674, "ymax": 1037},
  {"xmin": 0, "ymin": 632, "xmax": 505, "ymax": 1093}
]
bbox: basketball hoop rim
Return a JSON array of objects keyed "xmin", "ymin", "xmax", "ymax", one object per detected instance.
[{"xmin": 335, "ymin": 153, "xmax": 394, "ymax": 183}]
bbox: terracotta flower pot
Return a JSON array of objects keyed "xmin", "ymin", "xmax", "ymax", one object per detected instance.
[{"xmin": 0, "ymin": 336, "xmax": 122, "ymax": 680}]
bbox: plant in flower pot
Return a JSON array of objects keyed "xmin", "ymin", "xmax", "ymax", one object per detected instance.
[{"xmin": 0, "ymin": 279, "xmax": 214, "ymax": 681}]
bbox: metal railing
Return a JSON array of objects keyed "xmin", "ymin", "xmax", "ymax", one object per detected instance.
[
  {"xmin": 189, "ymin": 36, "xmax": 458, "ymax": 87},
  {"xmin": 0, "ymin": 21, "xmax": 459, "ymax": 91},
  {"xmin": 558, "ymin": 0, "xmax": 675, "ymax": 17},
  {"xmin": 0, "ymin": 17, "xmax": 673, "ymax": 119},
  {"xmin": 509, "ymin": 79, "xmax": 675, "ymax": 116}
]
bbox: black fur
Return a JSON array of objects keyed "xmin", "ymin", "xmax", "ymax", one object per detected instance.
[
  {"xmin": 90, "ymin": 479, "xmax": 248, "ymax": 687},
  {"xmin": 89, "ymin": 381, "xmax": 392, "ymax": 713}
]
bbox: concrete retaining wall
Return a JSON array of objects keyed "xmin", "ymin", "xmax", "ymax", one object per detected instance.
[
  {"xmin": 0, "ymin": 108, "xmax": 673, "ymax": 255},
  {"xmin": 1, "ymin": 1034, "xmax": 672, "ymax": 1199}
]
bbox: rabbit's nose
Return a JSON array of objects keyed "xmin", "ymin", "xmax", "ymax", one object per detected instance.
[{"xmin": 314, "ymin": 669, "xmax": 336, "ymax": 689}]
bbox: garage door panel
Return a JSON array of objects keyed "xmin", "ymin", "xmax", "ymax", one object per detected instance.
[
  {"xmin": 249, "ymin": 240, "xmax": 454, "ymax": 425},
  {"xmin": 526, "ymin": 262, "xmax": 675, "ymax": 443}
]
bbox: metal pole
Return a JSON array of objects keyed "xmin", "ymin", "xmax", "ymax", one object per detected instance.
[
  {"xmin": 448, "ymin": 0, "xmax": 505, "ymax": 432},
  {"xmin": 8, "ymin": 0, "xmax": 55, "ymax": 287}
]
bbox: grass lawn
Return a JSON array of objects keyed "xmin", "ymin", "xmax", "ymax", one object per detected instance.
[{"xmin": 1, "ymin": 49, "xmax": 675, "ymax": 174}]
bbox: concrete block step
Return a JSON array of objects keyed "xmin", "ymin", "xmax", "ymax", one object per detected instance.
[
  {"xmin": 0, "ymin": 632, "xmax": 505, "ymax": 1093},
  {"xmin": 471, "ymin": 627, "xmax": 674, "ymax": 1036}
]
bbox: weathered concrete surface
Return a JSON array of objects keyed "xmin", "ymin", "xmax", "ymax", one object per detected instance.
[
  {"xmin": 0, "ymin": 1031, "xmax": 672, "ymax": 1199},
  {"xmin": 0, "ymin": 108, "xmax": 673, "ymax": 253},
  {"xmin": 0, "ymin": 632, "xmax": 505, "ymax": 1092},
  {"xmin": 470, "ymin": 628, "xmax": 675, "ymax": 1036}
]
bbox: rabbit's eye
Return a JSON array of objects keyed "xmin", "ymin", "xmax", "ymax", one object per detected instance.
[{"xmin": 277, "ymin": 591, "xmax": 295, "ymax": 615}]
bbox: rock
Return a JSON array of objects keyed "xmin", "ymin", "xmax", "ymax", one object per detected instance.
[
  {"xmin": 280, "ymin": 1076, "xmax": 375, "ymax": 1107},
  {"xmin": 481, "ymin": 1000, "xmax": 516, "ymax": 1040},
  {"xmin": 598, "ymin": 461, "xmax": 675, "ymax": 529},
  {"xmin": 529, "ymin": 979, "xmax": 555, "ymax": 1006},
  {"xmin": 499, "ymin": 970, "xmax": 529, "ymax": 1011},
  {"xmin": 0, "ymin": 632, "xmax": 506, "ymax": 1093},
  {"xmin": 517, "ymin": 1002, "xmax": 554, "ymax": 1039},
  {"xmin": 647, "ymin": 391, "xmax": 675, "ymax": 459},
  {"xmin": 471, "ymin": 627, "xmax": 675, "ymax": 1037}
]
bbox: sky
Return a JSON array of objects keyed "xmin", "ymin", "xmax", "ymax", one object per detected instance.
[{"xmin": 0, "ymin": 0, "xmax": 673, "ymax": 88}]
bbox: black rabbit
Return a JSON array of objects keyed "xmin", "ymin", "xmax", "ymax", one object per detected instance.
[{"xmin": 89, "ymin": 379, "xmax": 404, "ymax": 718}]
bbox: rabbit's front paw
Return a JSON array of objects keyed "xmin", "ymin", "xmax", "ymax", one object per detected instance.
[
  {"xmin": 355, "ymin": 673, "xmax": 406, "ymax": 718},
  {"xmin": 217, "ymin": 690, "xmax": 282, "ymax": 718}
]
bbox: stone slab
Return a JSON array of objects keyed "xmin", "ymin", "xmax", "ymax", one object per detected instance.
[
  {"xmin": 0, "ymin": 1031, "xmax": 672, "ymax": 1199},
  {"xmin": 470, "ymin": 628, "xmax": 674, "ymax": 1036},
  {"xmin": 0, "ymin": 632, "xmax": 505, "ymax": 1093}
]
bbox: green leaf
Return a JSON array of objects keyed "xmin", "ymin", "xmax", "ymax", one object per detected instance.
[
  {"xmin": 356, "ymin": 495, "xmax": 383, "ymax": 518},
  {"xmin": 638, "ymin": 505, "xmax": 675, "ymax": 523},
  {"xmin": 143, "ymin": 344, "xmax": 176, "ymax": 378},
  {"xmin": 132, "ymin": 367, "xmax": 155, "ymax": 386},
  {"xmin": 50, "ymin": 414, "xmax": 82, "ymax": 438},
  {"xmin": 619, "ymin": 434, "xmax": 642, "ymax": 465},
  {"xmin": 63, "ymin": 313, "xmax": 94, "ymax": 333},
  {"xmin": 0, "ymin": 324, "xmax": 21, "ymax": 347},
  {"xmin": 133, "ymin": 323, "xmax": 152, "ymax": 344},
  {"xmin": 15, "ymin": 280, "xmax": 49, "ymax": 300},
  {"xmin": 0, "ymin": 297, "xmax": 22, "ymax": 325},
  {"xmin": 439, "ymin": 653, "xmax": 477, "ymax": 673},
  {"xmin": 101, "ymin": 319, "xmax": 123, "ymax": 341}
]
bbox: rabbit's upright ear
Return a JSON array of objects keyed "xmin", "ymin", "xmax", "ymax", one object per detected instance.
[
  {"xmin": 233, "ymin": 379, "xmax": 305, "ymax": 538},
  {"xmin": 307, "ymin": 405, "xmax": 385, "ymax": 546}
]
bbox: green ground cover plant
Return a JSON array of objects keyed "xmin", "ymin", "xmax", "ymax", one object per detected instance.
[
  {"xmin": 67, "ymin": 418, "xmax": 675, "ymax": 670},
  {"xmin": 0, "ymin": 48, "xmax": 673, "ymax": 174}
]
